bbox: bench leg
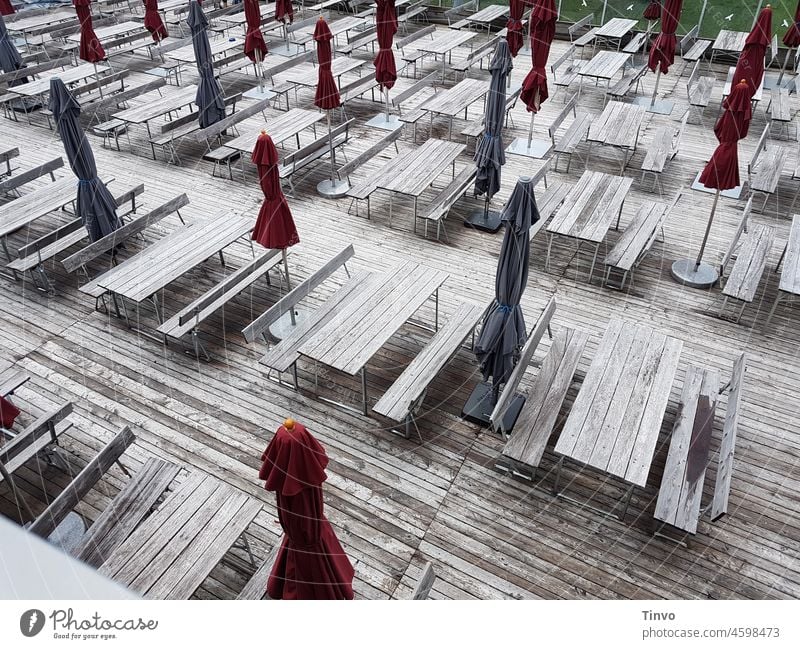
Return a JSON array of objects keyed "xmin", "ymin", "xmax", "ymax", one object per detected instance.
[
  {"xmin": 361, "ymin": 367, "xmax": 368, "ymax": 417},
  {"xmin": 587, "ymin": 244, "xmax": 600, "ymax": 283}
]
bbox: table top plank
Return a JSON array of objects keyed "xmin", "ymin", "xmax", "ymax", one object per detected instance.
[
  {"xmin": 7, "ymin": 11, "xmax": 75, "ymax": 33},
  {"xmin": 377, "ymin": 140, "xmax": 465, "ymax": 196},
  {"xmin": 9, "ymin": 63, "xmax": 111, "ymax": 98},
  {"xmin": 713, "ymin": 29, "xmax": 749, "ymax": 53},
  {"xmin": 225, "ymin": 108, "xmax": 323, "ymax": 153},
  {"xmin": 285, "ymin": 57, "xmax": 366, "ymax": 88},
  {"xmin": 588, "ymin": 101, "xmax": 645, "ymax": 149},
  {"xmin": 0, "ymin": 176, "xmax": 75, "ymax": 239},
  {"xmin": 168, "ymin": 37, "xmax": 244, "ymax": 63},
  {"xmin": 421, "ymin": 77, "xmax": 487, "ymax": 117},
  {"xmin": 596, "ymin": 18, "xmax": 638, "ymax": 39},
  {"xmin": 67, "ymin": 21, "xmax": 144, "ymax": 43},
  {"xmin": 580, "ymin": 176, "xmax": 632, "ymax": 242},
  {"xmin": 579, "ymin": 51, "xmax": 629, "ymax": 80},
  {"xmin": 781, "ymin": 215, "xmax": 800, "ymax": 295},
  {"xmin": 113, "ymin": 85, "xmax": 198, "ymax": 125},
  {"xmin": 416, "ymin": 30, "xmax": 477, "ymax": 55}
]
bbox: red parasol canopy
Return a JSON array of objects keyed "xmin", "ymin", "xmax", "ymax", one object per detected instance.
[
  {"xmin": 643, "ymin": 0, "xmax": 661, "ymax": 21},
  {"xmin": 732, "ymin": 5, "xmax": 772, "ymax": 100},
  {"xmin": 519, "ymin": 0, "xmax": 557, "ymax": 113},
  {"xmin": 0, "ymin": 395, "xmax": 20, "ymax": 428},
  {"xmin": 647, "ymin": 0, "xmax": 682, "ymax": 74},
  {"xmin": 506, "ymin": 0, "xmax": 525, "ymax": 57},
  {"xmin": 314, "ymin": 17, "xmax": 340, "ymax": 110},
  {"xmin": 275, "ymin": 0, "xmax": 293, "ymax": 24},
  {"xmin": 251, "ymin": 132, "xmax": 299, "ymax": 249},
  {"xmin": 259, "ymin": 420, "xmax": 355, "ymax": 600},
  {"xmin": 784, "ymin": 1, "xmax": 800, "ymax": 47},
  {"xmin": 699, "ymin": 80, "xmax": 751, "ymax": 191},
  {"xmin": 374, "ymin": 0, "xmax": 397, "ymax": 91},
  {"xmin": 143, "ymin": 0, "xmax": 168, "ymax": 42},
  {"xmin": 243, "ymin": 0, "xmax": 267, "ymax": 62},
  {"xmin": 73, "ymin": 0, "xmax": 105, "ymax": 63},
  {"xmin": 0, "ymin": 0, "xmax": 15, "ymax": 16}
]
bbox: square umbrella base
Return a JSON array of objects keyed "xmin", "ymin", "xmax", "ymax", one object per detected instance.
[
  {"xmin": 670, "ymin": 259, "xmax": 719, "ymax": 289},
  {"xmin": 464, "ymin": 209, "xmax": 502, "ymax": 233},
  {"xmin": 462, "ymin": 381, "xmax": 525, "ymax": 430},
  {"xmin": 762, "ymin": 72, "xmax": 795, "ymax": 90},
  {"xmin": 505, "ymin": 137, "xmax": 552, "ymax": 159},
  {"xmin": 691, "ymin": 171, "xmax": 742, "ymax": 200},
  {"xmin": 632, "ymin": 96, "xmax": 674, "ymax": 115},
  {"xmin": 365, "ymin": 113, "xmax": 403, "ymax": 131},
  {"xmin": 271, "ymin": 43, "xmax": 302, "ymax": 57},
  {"xmin": 243, "ymin": 86, "xmax": 275, "ymax": 101}
]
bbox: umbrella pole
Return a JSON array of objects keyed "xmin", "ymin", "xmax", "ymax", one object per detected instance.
[
  {"xmin": 650, "ymin": 62, "xmax": 661, "ymax": 108},
  {"xmin": 483, "ymin": 193, "xmax": 490, "ymax": 222},
  {"xmin": 526, "ymin": 111, "xmax": 535, "ymax": 149},
  {"xmin": 327, "ymin": 110, "xmax": 335, "ymax": 183},
  {"xmin": 777, "ymin": 46, "xmax": 794, "ymax": 87},
  {"xmin": 94, "ymin": 62, "xmax": 104, "ymax": 98},
  {"xmin": 256, "ymin": 49, "xmax": 264, "ymax": 91},
  {"xmin": 694, "ymin": 189, "xmax": 720, "ymax": 270},
  {"xmin": 283, "ymin": 248, "xmax": 295, "ymax": 325},
  {"xmin": 385, "ymin": 88, "xmax": 391, "ymax": 121}
]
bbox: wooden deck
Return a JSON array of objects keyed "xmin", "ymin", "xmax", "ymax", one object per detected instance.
[{"xmin": 1, "ymin": 14, "xmax": 800, "ymax": 600}]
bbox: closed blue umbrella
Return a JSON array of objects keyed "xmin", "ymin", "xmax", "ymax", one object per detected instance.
[
  {"xmin": 187, "ymin": 1, "xmax": 226, "ymax": 128},
  {"xmin": 49, "ymin": 79, "xmax": 120, "ymax": 242},
  {"xmin": 0, "ymin": 14, "xmax": 24, "ymax": 83}
]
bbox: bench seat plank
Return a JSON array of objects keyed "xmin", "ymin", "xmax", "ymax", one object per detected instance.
[
  {"xmin": 722, "ymin": 225, "xmax": 775, "ymax": 303},
  {"xmin": 711, "ymin": 354, "xmax": 745, "ymax": 521},
  {"xmin": 605, "ymin": 201, "xmax": 668, "ymax": 272}
]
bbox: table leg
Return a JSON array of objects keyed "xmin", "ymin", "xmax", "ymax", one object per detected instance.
[
  {"xmin": 618, "ymin": 484, "xmax": 635, "ymax": 521},
  {"xmin": 552, "ymin": 457, "xmax": 564, "ymax": 495},
  {"xmin": 545, "ymin": 233, "xmax": 554, "ymax": 272},
  {"xmin": 765, "ymin": 291, "xmax": 784, "ymax": 325},
  {"xmin": 776, "ymin": 242, "xmax": 788, "ymax": 273},
  {"xmin": 588, "ymin": 244, "xmax": 600, "ymax": 283},
  {"xmin": 361, "ymin": 367, "xmax": 368, "ymax": 416},
  {"xmin": 434, "ymin": 287, "xmax": 439, "ymax": 331}
]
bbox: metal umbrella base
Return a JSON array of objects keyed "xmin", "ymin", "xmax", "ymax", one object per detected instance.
[
  {"xmin": 464, "ymin": 209, "xmax": 502, "ymax": 233},
  {"xmin": 317, "ymin": 178, "xmax": 351, "ymax": 198},
  {"xmin": 243, "ymin": 86, "xmax": 275, "ymax": 101},
  {"xmin": 691, "ymin": 171, "xmax": 742, "ymax": 200},
  {"xmin": 670, "ymin": 259, "xmax": 719, "ymax": 289},
  {"xmin": 365, "ymin": 113, "xmax": 402, "ymax": 130},
  {"xmin": 271, "ymin": 43, "xmax": 301, "ymax": 57},
  {"xmin": 462, "ymin": 381, "xmax": 525, "ymax": 429},
  {"xmin": 506, "ymin": 137, "xmax": 552, "ymax": 158},
  {"xmin": 268, "ymin": 309, "xmax": 307, "ymax": 341},
  {"xmin": 632, "ymin": 96, "xmax": 674, "ymax": 115}
]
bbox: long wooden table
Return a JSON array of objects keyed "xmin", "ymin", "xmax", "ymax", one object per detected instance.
[
  {"xmin": 465, "ymin": 5, "xmax": 510, "ymax": 31},
  {"xmin": 6, "ymin": 11, "xmax": 75, "ymax": 36},
  {"xmin": 98, "ymin": 472, "xmax": 261, "ymax": 599},
  {"xmin": 767, "ymin": 214, "xmax": 800, "ymax": 324},
  {"xmin": 420, "ymin": 77, "xmax": 487, "ymax": 139},
  {"xmin": 415, "ymin": 30, "xmax": 477, "ymax": 81},
  {"xmin": 168, "ymin": 37, "xmax": 244, "ymax": 64},
  {"xmin": 298, "ymin": 261, "xmax": 449, "ymax": 415},
  {"xmin": 87, "ymin": 214, "xmax": 252, "ymax": 326},
  {"xmin": 224, "ymin": 107, "xmax": 324, "ymax": 154},
  {"xmin": 7, "ymin": 63, "xmax": 111, "ymax": 99},
  {"xmin": 112, "ymin": 84, "xmax": 198, "ymax": 138},
  {"xmin": 284, "ymin": 57, "xmax": 366, "ymax": 89},
  {"xmin": 553, "ymin": 318, "xmax": 683, "ymax": 518},
  {"xmin": 546, "ymin": 170, "xmax": 633, "ymax": 281},
  {"xmin": 712, "ymin": 29, "xmax": 749, "ymax": 64},
  {"xmin": 67, "ymin": 21, "xmax": 144, "ymax": 44},
  {"xmin": 578, "ymin": 50, "xmax": 630, "ymax": 97},
  {"xmin": 586, "ymin": 101, "xmax": 645, "ymax": 172},
  {"xmin": 595, "ymin": 17, "xmax": 638, "ymax": 50}
]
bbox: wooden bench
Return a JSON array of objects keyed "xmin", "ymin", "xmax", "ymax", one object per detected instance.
[
  {"xmin": 61, "ymin": 193, "xmax": 189, "ymax": 277},
  {"xmin": 157, "ymin": 249, "xmax": 287, "ymax": 359},
  {"xmin": 679, "ymin": 25, "xmax": 712, "ymax": 74},
  {"xmin": 445, "ymin": 5, "xmax": 473, "ymax": 31},
  {"xmin": 491, "ymin": 298, "xmax": 589, "ymax": 481},
  {"xmin": 607, "ymin": 63, "xmax": 646, "ymax": 102},
  {"xmin": 686, "ymin": 60, "xmax": 715, "ymax": 122},
  {"xmin": 339, "ymin": 75, "xmax": 379, "ymax": 110},
  {"xmin": 569, "ymin": 14, "xmax": 597, "ymax": 58},
  {"xmin": 6, "ymin": 183, "xmax": 146, "ymax": 294},
  {"xmin": 0, "ymin": 403, "xmax": 74, "ymax": 521},
  {"xmin": 260, "ymin": 50, "xmax": 315, "ymax": 111},
  {"xmin": 410, "ymin": 562, "xmax": 436, "ymax": 600},
  {"xmin": 0, "ymin": 147, "xmax": 19, "ymax": 179},
  {"xmin": 245, "ymin": 244, "xmax": 356, "ymax": 385},
  {"xmin": 27, "ymin": 425, "xmax": 135, "ymax": 541},
  {"xmin": 373, "ymin": 300, "xmax": 488, "ymax": 439},
  {"xmin": 86, "ymin": 77, "xmax": 167, "ymax": 123},
  {"xmin": 332, "ymin": 128, "xmax": 403, "ymax": 196},
  {"xmin": 623, "ymin": 30, "xmax": 651, "ymax": 59},
  {"xmin": 0, "ymin": 156, "xmax": 63, "ymax": 198},
  {"xmin": 237, "ymin": 544, "xmax": 279, "ymax": 600},
  {"xmin": 460, "ymin": 83, "xmax": 520, "ymax": 146},
  {"xmin": 395, "ymin": 25, "xmax": 435, "ymax": 78},
  {"xmin": 450, "ymin": 30, "xmax": 506, "ymax": 80},
  {"xmin": 0, "ymin": 55, "xmax": 72, "ymax": 87},
  {"xmin": 391, "ymin": 69, "xmax": 437, "ymax": 122},
  {"xmin": 39, "ymin": 71, "xmax": 130, "ymax": 130},
  {"xmin": 279, "ymin": 119, "xmax": 354, "ymax": 195},
  {"xmin": 603, "ymin": 192, "xmax": 679, "ymax": 290},
  {"xmin": 767, "ymin": 88, "xmax": 795, "ymax": 139},
  {"xmin": 0, "ymin": 368, "xmax": 30, "ymax": 402},
  {"xmin": 719, "ymin": 221, "xmax": 775, "ymax": 322},
  {"xmin": 416, "ymin": 167, "xmax": 477, "ymax": 241},
  {"xmin": 549, "ymin": 95, "xmax": 590, "ymax": 173},
  {"xmin": 640, "ymin": 111, "xmax": 688, "ymax": 193},
  {"xmin": 337, "ymin": 25, "xmax": 377, "ymax": 56},
  {"xmin": 398, "ymin": 3, "xmax": 428, "ymax": 32},
  {"xmin": 747, "ymin": 124, "xmax": 788, "ymax": 212},
  {"xmin": 550, "ymin": 46, "xmax": 582, "ymax": 100}
]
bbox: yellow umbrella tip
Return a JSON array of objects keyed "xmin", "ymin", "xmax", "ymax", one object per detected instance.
[{"xmin": 284, "ymin": 417, "xmax": 295, "ymax": 430}]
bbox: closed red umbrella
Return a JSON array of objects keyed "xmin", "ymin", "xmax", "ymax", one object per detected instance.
[
  {"xmin": 251, "ymin": 131, "xmax": 299, "ymax": 251},
  {"xmin": 509, "ymin": 0, "xmax": 555, "ymax": 158},
  {"xmin": 0, "ymin": 395, "xmax": 20, "ymax": 429},
  {"xmin": 0, "ymin": 0, "xmax": 15, "ymax": 16},
  {"xmin": 732, "ymin": 5, "xmax": 772, "ymax": 100},
  {"xmin": 244, "ymin": 0, "xmax": 267, "ymax": 62},
  {"xmin": 506, "ymin": 0, "xmax": 524, "ymax": 57},
  {"xmin": 778, "ymin": 1, "xmax": 800, "ymax": 85},
  {"xmin": 275, "ymin": 0, "xmax": 293, "ymax": 24},
  {"xmin": 643, "ymin": 0, "xmax": 660, "ymax": 22},
  {"xmin": 368, "ymin": 0, "xmax": 398, "ymax": 131},
  {"xmin": 259, "ymin": 419, "xmax": 354, "ymax": 600},
  {"xmin": 73, "ymin": 0, "xmax": 105, "ymax": 64},
  {"xmin": 315, "ymin": 17, "xmax": 341, "ymax": 196},
  {"xmin": 648, "ymin": 0, "xmax": 681, "ymax": 74},
  {"xmin": 143, "ymin": 0, "xmax": 168, "ymax": 42}
]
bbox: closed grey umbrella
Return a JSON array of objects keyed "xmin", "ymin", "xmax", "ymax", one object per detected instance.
[
  {"xmin": 187, "ymin": 1, "xmax": 226, "ymax": 128},
  {"xmin": 49, "ymin": 78, "xmax": 120, "ymax": 242},
  {"xmin": 466, "ymin": 39, "xmax": 513, "ymax": 233},
  {"xmin": 0, "ymin": 14, "xmax": 25, "ymax": 84},
  {"xmin": 475, "ymin": 176, "xmax": 540, "ymax": 391}
]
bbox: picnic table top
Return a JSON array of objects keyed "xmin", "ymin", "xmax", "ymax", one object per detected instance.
[
  {"xmin": 376, "ymin": 138, "xmax": 465, "ymax": 197},
  {"xmin": 98, "ymin": 472, "xmax": 261, "ymax": 599},
  {"xmin": 547, "ymin": 170, "xmax": 633, "ymax": 244},
  {"xmin": 285, "ymin": 57, "xmax": 366, "ymax": 87},
  {"xmin": 95, "ymin": 214, "xmax": 252, "ymax": 303},
  {"xmin": 0, "ymin": 176, "xmax": 76, "ymax": 239},
  {"xmin": 67, "ymin": 21, "xmax": 145, "ymax": 43},
  {"xmin": 8, "ymin": 63, "xmax": 111, "ymax": 98},
  {"xmin": 713, "ymin": 29, "xmax": 749, "ymax": 53},
  {"xmin": 112, "ymin": 84, "xmax": 198, "ymax": 125},
  {"xmin": 168, "ymin": 37, "xmax": 244, "ymax": 63},
  {"xmin": 578, "ymin": 50, "xmax": 630, "ymax": 80},
  {"xmin": 225, "ymin": 107, "xmax": 324, "ymax": 153},
  {"xmin": 769, "ymin": 88, "xmax": 792, "ymax": 122},
  {"xmin": 298, "ymin": 261, "xmax": 449, "ymax": 376},
  {"xmin": 587, "ymin": 101, "xmax": 645, "ymax": 149},
  {"xmin": 6, "ymin": 11, "xmax": 75, "ymax": 33},
  {"xmin": 296, "ymin": 16, "xmax": 367, "ymax": 38},
  {"xmin": 420, "ymin": 77, "xmax": 487, "ymax": 116},
  {"xmin": 467, "ymin": 4, "xmax": 510, "ymax": 24},
  {"xmin": 554, "ymin": 318, "xmax": 683, "ymax": 488},
  {"xmin": 154, "ymin": 0, "xmax": 190, "ymax": 12},
  {"xmin": 780, "ymin": 215, "xmax": 800, "ymax": 295},
  {"xmin": 219, "ymin": 3, "xmax": 276, "ymax": 23},
  {"xmin": 723, "ymin": 66, "xmax": 764, "ymax": 102},
  {"xmin": 596, "ymin": 17, "xmax": 638, "ymax": 39},
  {"xmin": 415, "ymin": 29, "xmax": 477, "ymax": 55}
]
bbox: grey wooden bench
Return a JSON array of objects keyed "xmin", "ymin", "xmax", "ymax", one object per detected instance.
[
  {"xmin": 767, "ymin": 88, "xmax": 795, "ymax": 139},
  {"xmin": 416, "ymin": 166, "xmax": 477, "ymax": 241},
  {"xmin": 603, "ymin": 193, "xmax": 678, "ymax": 290},
  {"xmin": 450, "ymin": 30, "xmax": 506, "ymax": 80},
  {"xmin": 0, "ymin": 403, "xmax": 74, "ymax": 521},
  {"xmin": 460, "ymin": 83, "xmax": 520, "ymax": 146},
  {"xmin": 339, "ymin": 75, "xmax": 379, "ymax": 112},
  {"xmin": 549, "ymin": 95, "xmax": 589, "ymax": 173},
  {"xmin": 332, "ymin": 128, "xmax": 402, "ymax": 196},
  {"xmin": 607, "ymin": 63, "xmax": 647, "ymax": 102},
  {"xmin": 640, "ymin": 111, "xmax": 688, "ymax": 193},
  {"xmin": 245, "ymin": 244, "xmax": 355, "ymax": 387},
  {"xmin": 395, "ymin": 25, "xmax": 435, "ymax": 78},
  {"xmin": 445, "ymin": 5, "xmax": 473, "ymax": 31},
  {"xmin": 157, "ymin": 249, "xmax": 287, "ymax": 359},
  {"xmin": 622, "ymin": 29, "xmax": 651, "ymax": 59},
  {"xmin": 39, "ymin": 71, "xmax": 130, "ymax": 130},
  {"xmin": 6, "ymin": 183, "xmax": 146, "ymax": 294},
  {"xmin": 337, "ymin": 25, "xmax": 377, "ymax": 56},
  {"xmin": 391, "ymin": 69, "xmax": 437, "ymax": 126},
  {"xmin": 279, "ymin": 119, "xmax": 354, "ymax": 195},
  {"xmin": 569, "ymin": 14, "xmax": 597, "ymax": 58},
  {"xmin": 373, "ymin": 300, "xmax": 488, "ymax": 439},
  {"xmin": 410, "ymin": 562, "xmax": 436, "ymax": 600},
  {"xmin": 720, "ymin": 222, "xmax": 775, "ymax": 322},
  {"xmin": 0, "ymin": 56, "xmax": 72, "ymax": 87},
  {"xmin": 679, "ymin": 25, "xmax": 712, "ymax": 74},
  {"xmin": 0, "ymin": 368, "xmax": 30, "ymax": 402},
  {"xmin": 260, "ymin": 50, "xmax": 315, "ymax": 111},
  {"xmin": 686, "ymin": 60, "xmax": 715, "ymax": 122},
  {"xmin": 0, "ymin": 147, "xmax": 19, "ymax": 180},
  {"xmin": 550, "ymin": 46, "xmax": 582, "ymax": 100},
  {"xmin": 0, "ymin": 156, "xmax": 63, "ymax": 198},
  {"xmin": 747, "ymin": 124, "xmax": 787, "ymax": 212},
  {"xmin": 237, "ymin": 544, "xmax": 279, "ymax": 600}
]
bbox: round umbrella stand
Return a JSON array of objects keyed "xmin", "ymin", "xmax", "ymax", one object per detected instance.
[
  {"xmin": 670, "ymin": 258, "xmax": 719, "ymax": 289},
  {"xmin": 268, "ymin": 308, "xmax": 308, "ymax": 340},
  {"xmin": 316, "ymin": 176, "xmax": 351, "ymax": 198}
]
